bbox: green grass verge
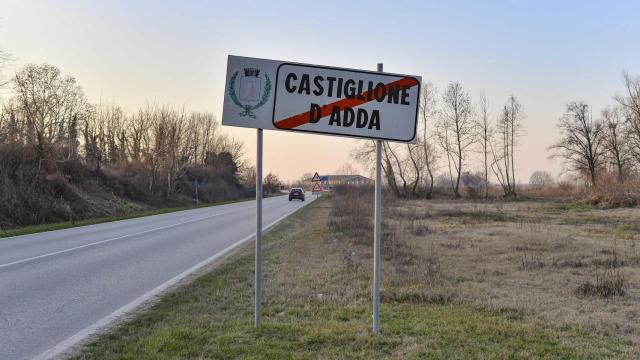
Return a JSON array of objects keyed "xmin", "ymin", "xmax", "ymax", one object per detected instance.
[
  {"xmin": 72, "ymin": 198, "xmax": 633, "ymax": 359},
  {"xmin": 1, "ymin": 195, "xmax": 285, "ymax": 239}
]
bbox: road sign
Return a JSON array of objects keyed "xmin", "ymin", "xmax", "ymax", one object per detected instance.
[
  {"xmin": 222, "ymin": 57, "xmax": 406, "ymax": 334},
  {"xmin": 223, "ymin": 55, "xmax": 421, "ymax": 143},
  {"xmin": 311, "ymin": 172, "xmax": 322, "ymax": 195}
]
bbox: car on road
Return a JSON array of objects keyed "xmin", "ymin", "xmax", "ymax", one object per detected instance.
[{"xmin": 288, "ymin": 187, "xmax": 305, "ymax": 201}]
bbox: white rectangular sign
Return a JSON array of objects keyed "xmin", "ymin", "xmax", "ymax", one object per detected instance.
[{"xmin": 222, "ymin": 55, "xmax": 420, "ymax": 143}]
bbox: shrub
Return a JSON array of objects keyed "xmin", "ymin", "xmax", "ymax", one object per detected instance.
[
  {"xmin": 575, "ymin": 268, "xmax": 627, "ymax": 298},
  {"xmin": 0, "ymin": 143, "xmax": 250, "ymax": 229},
  {"xmin": 584, "ymin": 171, "xmax": 640, "ymax": 208},
  {"xmin": 328, "ymin": 186, "xmax": 373, "ymax": 243}
]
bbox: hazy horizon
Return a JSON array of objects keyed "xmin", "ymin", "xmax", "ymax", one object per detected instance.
[{"xmin": 2, "ymin": 0, "xmax": 639, "ymax": 182}]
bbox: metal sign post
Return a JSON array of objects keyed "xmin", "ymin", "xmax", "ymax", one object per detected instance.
[
  {"xmin": 195, "ymin": 180, "xmax": 199, "ymax": 206},
  {"xmin": 255, "ymin": 128, "xmax": 263, "ymax": 328},
  {"xmin": 372, "ymin": 63, "xmax": 383, "ymax": 334}
]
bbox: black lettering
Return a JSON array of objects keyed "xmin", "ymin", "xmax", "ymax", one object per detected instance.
[
  {"xmin": 336, "ymin": 78, "xmax": 344, "ymax": 98},
  {"xmin": 328, "ymin": 106, "xmax": 341, "ymax": 126},
  {"xmin": 344, "ymin": 79, "xmax": 356, "ymax": 99},
  {"xmin": 366, "ymin": 81, "xmax": 374, "ymax": 101},
  {"xmin": 326, "ymin": 77, "xmax": 336, "ymax": 97},
  {"xmin": 356, "ymin": 80, "xmax": 365, "ymax": 100},
  {"xmin": 343, "ymin": 107, "xmax": 355, "ymax": 126},
  {"xmin": 369, "ymin": 110, "xmax": 380, "ymax": 130},
  {"xmin": 285, "ymin": 73, "xmax": 297, "ymax": 93},
  {"xmin": 387, "ymin": 85, "xmax": 400, "ymax": 104},
  {"xmin": 298, "ymin": 74, "xmax": 310, "ymax": 95},
  {"xmin": 356, "ymin": 108, "xmax": 368, "ymax": 128},
  {"xmin": 374, "ymin": 83, "xmax": 386, "ymax": 102},
  {"xmin": 313, "ymin": 76, "xmax": 324, "ymax": 96},
  {"xmin": 401, "ymin": 86, "xmax": 410, "ymax": 105},
  {"xmin": 309, "ymin": 103, "xmax": 321, "ymax": 123}
]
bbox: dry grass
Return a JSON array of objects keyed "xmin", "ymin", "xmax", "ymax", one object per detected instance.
[
  {"xmin": 371, "ymin": 194, "xmax": 640, "ymax": 351},
  {"xmin": 575, "ymin": 268, "xmax": 628, "ymax": 298},
  {"xmin": 74, "ymin": 192, "xmax": 635, "ymax": 359}
]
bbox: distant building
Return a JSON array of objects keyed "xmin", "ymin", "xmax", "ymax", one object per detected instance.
[{"xmin": 315, "ymin": 174, "xmax": 374, "ymax": 187}]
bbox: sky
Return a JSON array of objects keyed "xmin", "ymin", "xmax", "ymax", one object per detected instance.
[{"xmin": 1, "ymin": 0, "xmax": 639, "ymax": 182}]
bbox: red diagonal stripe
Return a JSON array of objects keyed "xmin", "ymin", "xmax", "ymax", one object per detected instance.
[{"xmin": 274, "ymin": 77, "xmax": 418, "ymax": 129}]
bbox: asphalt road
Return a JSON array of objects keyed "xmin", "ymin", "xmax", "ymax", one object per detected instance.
[{"xmin": 0, "ymin": 194, "xmax": 313, "ymax": 360}]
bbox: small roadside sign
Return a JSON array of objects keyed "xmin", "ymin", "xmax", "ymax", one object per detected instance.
[
  {"xmin": 312, "ymin": 182, "xmax": 323, "ymax": 193},
  {"xmin": 311, "ymin": 172, "xmax": 321, "ymax": 182},
  {"xmin": 222, "ymin": 55, "xmax": 421, "ymax": 143}
]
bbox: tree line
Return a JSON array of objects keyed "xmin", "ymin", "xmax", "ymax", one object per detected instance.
[
  {"xmin": 354, "ymin": 71, "xmax": 640, "ymax": 200},
  {"xmin": 354, "ymin": 81, "xmax": 524, "ymax": 199},
  {"xmin": 549, "ymin": 71, "xmax": 640, "ymax": 189},
  {"xmin": 0, "ymin": 63, "xmax": 250, "ymax": 226}
]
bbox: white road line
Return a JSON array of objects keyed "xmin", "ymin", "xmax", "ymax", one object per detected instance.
[
  {"xmin": 0, "ymin": 206, "xmax": 254, "ymax": 270},
  {"xmin": 33, "ymin": 198, "xmax": 312, "ymax": 360}
]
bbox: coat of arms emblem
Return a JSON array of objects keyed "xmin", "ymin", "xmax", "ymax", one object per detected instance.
[
  {"xmin": 228, "ymin": 67, "xmax": 271, "ymax": 118},
  {"xmin": 239, "ymin": 68, "xmax": 261, "ymax": 101}
]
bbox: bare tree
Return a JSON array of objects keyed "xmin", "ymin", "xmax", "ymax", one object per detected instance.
[
  {"xmin": 353, "ymin": 140, "xmax": 401, "ymax": 196},
  {"xmin": 263, "ymin": 172, "xmax": 282, "ymax": 194},
  {"xmin": 81, "ymin": 104, "xmax": 101, "ymax": 170},
  {"xmin": 240, "ymin": 166, "xmax": 257, "ymax": 189},
  {"xmin": 96, "ymin": 103, "xmax": 126, "ymax": 165},
  {"xmin": 128, "ymin": 105, "xmax": 154, "ymax": 161},
  {"xmin": 418, "ymin": 82, "xmax": 439, "ymax": 198},
  {"xmin": 490, "ymin": 106, "xmax": 510, "ymax": 195},
  {"xmin": 436, "ymin": 82, "xmax": 475, "ymax": 197},
  {"xmin": 477, "ymin": 90, "xmax": 492, "ymax": 197},
  {"xmin": 334, "ymin": 163, "xmax": 359, "ymax": 175},
  {"xmin": 490, "ymin": 95, "xmax": 523, "ymax": 196},
  {"xmin": 549, "ymin": 102, "xmax": 606, "ymax": 186},
  {"xmin": 13, "ymin": 64, "xmax": 88, "ymax": 162},
  {"xmin": 615, "ymin": 71, "xmax": 640, "ymax": 169},
  {"xmin": 0, "ymin": 46, "xmax": 10, "ymax": 88},
  {"xmin": 385, "ymin": 142, "xmax": 411, "ymax": 197},
  {"xmin": 601, "ymin": 106, "xmax": 629, "ymax": 181},
  {"xmin": 529, "ymin": 170, "xmax": 554, "ymax": 189},
  {"xmin": 0, "ymin": 101, "xmax": 24, "ymax": 144},
  {"xmin": 508, "ymin": 96, "xmax": 522, "ymax": 193},
  {"xmin": 356, "ymin": 83, "xmax": 438, "ymax": 198},
  {"xmin": 406, "ymin": 141, "xmax": 424, "ymax": 196}
]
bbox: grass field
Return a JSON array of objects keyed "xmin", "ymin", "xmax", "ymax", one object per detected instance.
[{"xmin": 71, "ymin": 191, "xmax": 638, "ymax": 359}]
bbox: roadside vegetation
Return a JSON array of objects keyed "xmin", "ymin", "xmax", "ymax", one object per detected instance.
[
  {"xmin": 0, "ymin": 63, "xmax": 286, "ymax": 230},
  {"xmin": 0, "ymin": 195, "xmax": 276, "ymax": 239},
  {"xmin": 73, "ymin": 190, "xmax": 636, "ymax": 359}
]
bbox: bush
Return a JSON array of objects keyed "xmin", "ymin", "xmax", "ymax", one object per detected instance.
[
  {"xmin": 575, "ymin": 268, "xmax": 627, "ymax": 298},
  {"xmin": 0, "ymin": 143, "xmax": 250, "ymax": 229},
  {"xmin": 577, "ymin": 171, "xmax": 640, "ymax": 208},
  {"xmin": 328, "ymin": 186, "xmax": 373, "ymax": 243}
]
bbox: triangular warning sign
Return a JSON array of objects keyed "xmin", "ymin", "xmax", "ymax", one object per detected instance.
[
  {"xmin": 311, "ymin": 172, "xmax": 321, "ymax": 182},
  {"xmin": 312, "ymin": 182, "xmax": 323, "ymax": 192}
]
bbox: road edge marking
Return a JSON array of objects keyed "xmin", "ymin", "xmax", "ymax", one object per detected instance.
[
  {"xmin": 0, "ymin": 202, "xmax": 282, "ymax": 269},
  {"xmin": 32, "ymin": 197, "xmax": 314, "ymax": 360}
]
